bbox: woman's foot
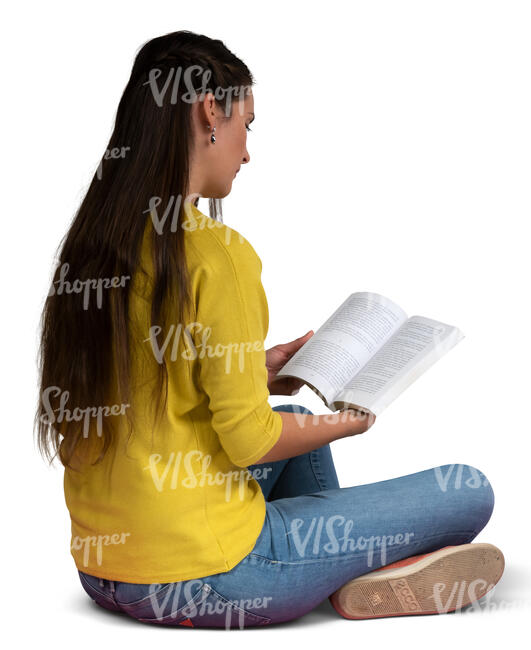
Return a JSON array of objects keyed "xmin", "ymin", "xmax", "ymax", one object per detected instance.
[{"xmin": 329, "ymin": 542, "xmax": 504, "ymax": 619}]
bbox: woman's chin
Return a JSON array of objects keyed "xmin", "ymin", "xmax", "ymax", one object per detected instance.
[
  {"xmin": 221, "ymin": 182, "xmax": 234, "ymax": 198},
  {"xmin": 208, "ymin": 183, "xmax": 233, "ymax": 199}
]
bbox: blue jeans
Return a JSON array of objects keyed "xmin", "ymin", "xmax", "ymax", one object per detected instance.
[{"xmin": 78, "ymin": 404, "xmax": 495, "ymax": 628}]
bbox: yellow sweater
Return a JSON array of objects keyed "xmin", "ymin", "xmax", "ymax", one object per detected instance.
[{"xmin": 64, "ymin": 202, "xmax": 283, "ymax": 583}]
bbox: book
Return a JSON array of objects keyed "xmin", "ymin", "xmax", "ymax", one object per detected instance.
[{"xmin": 275, "ymin": 291, "xmax": 464, "ymax": 417}]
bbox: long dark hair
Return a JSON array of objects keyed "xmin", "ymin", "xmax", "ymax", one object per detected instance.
[{"xmin": 35, "ymin": 30, "xmax": 254, "ymax": 468}]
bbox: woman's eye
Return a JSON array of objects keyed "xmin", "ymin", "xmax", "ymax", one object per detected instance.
[{"xmin": 246, "ymin": 124, "xmax": 253, "ymax": 132}]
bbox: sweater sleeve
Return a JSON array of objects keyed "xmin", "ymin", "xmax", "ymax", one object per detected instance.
[{"xmin": 191, "ymin": 232, "xmax": 283, "ymax": 468}]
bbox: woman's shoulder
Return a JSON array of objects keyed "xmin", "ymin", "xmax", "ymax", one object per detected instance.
[{"xmin": 183, "ymin": 203, "xmax": 263, "ymax": 275}]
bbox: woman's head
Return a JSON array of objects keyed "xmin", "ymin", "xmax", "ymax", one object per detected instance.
[
  {"xmin": 129, "ymin": 30, "xmax": 255, "ymax": 203},
  {"xmin": 36, "ymin": 30, "xmax": 255, "ymax": 467},
  {"xmin": 187, "ymin": 88, "xmax": 254, "ymax": 200},
  {"xmin": 122, "ymin": 28, "xmax": 255, "ymax": 206}
]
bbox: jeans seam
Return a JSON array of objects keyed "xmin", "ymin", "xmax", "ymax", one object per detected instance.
[
  {"xmin": 309, "ymin": 449, "xmax": 327, "ymax": 491},
  {"xmin": 79, "ymin": 572, "xmax": 121, "ymax": 609},
  {"xmin": 248, "ymin": 530, "xmax": 479, "ymax": 566}
]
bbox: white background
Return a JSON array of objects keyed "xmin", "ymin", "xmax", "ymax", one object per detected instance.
[{"xmin": 2, "ymin": 0, "xmax": 529, "ymax": 646}]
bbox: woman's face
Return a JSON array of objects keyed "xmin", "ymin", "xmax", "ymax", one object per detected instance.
[{"xmin": 189, "ymin": 90, "xmax": 254, "ymax": 200}]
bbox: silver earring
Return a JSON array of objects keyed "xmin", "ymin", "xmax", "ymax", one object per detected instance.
[{"xmin": 210, "ymin": 125, "xmax": 216, "ymax": 144}]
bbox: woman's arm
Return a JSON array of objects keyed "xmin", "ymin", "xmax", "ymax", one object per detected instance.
[{"xmin": 254, "ymin": 409, "xmax": 375, "ymax": 464}]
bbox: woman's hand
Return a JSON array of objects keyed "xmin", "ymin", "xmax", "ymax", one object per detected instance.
[
  {"xmin": 265, "ymin": 330, "xmax": 314, "ymax": 395},
  {"xmin": 341, "ymin": 408, "xmax": 377, "ymax": 434}
]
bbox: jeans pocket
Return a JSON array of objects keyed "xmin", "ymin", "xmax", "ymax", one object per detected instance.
[
  {"xmin": 188, "ymin": 583, "xmax": 272, "ymax": 629},
  {"xmin": 78, "ymin": 572, "xmax": 121, "ymax": 612},
  {"xmin": 130, "ymin": 580, "xmax": 208, "ymax": 624}
]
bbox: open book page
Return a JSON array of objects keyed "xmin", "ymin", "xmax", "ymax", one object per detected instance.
[
  {"xmin": 332, "ymin": 315, "xmax": 465, "ymax": 415},
  {"xmin": 275, "ymin": 292, "xmax": 408, "ymax": 406}
]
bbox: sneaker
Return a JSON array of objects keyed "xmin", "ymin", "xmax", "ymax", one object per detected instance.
[{"xmin": 329, "ymin": 542, "xmax": 504, "ymax": 619}]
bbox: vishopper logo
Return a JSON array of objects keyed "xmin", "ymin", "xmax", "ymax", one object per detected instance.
[
  {"xmin": 291, "ymin": 407, "xmax": 376, "ymax": 429},
  {"xmin": 96, "ymin": 146, "xmax": 131, "ymax": 180},
  {"xmin": 143, "ymin": 451, "xmax": 272, "ymax": 502},
  {"xmin": 144, "ymin": 192, "xmax": 246, "ymax": 245},
  {"xmin": 148, "ymin": 580, "xmax": 272, "ymax": 629},
  {"xmin": 39, "ymin": 386, "xmax": 130, "ymax": 438},
  {"xmin": 455, "ymin": 584, "xmax": 531, "ymax": 615},
  {"xmin": 428, "ymin": 577, "xmax": 498, "ymax": 614},
  {"xmin": 71, "ymin": 532, "xmax": 130, "ymax": 567},
  {"xmin": 433, "ymin": 464, "xmax": 490, "ymax": 492},
  {"xmin": 142, "ymin": 63, "xmax": 251, "ymax": 116},
  {"xmin": 144, "ymin": 193, "xmax": 188, "ymax": 234},
  {"xmin": 286, "ymin": 515, "xmax": 416, "ymax": 568},
  {"xmin": 180, "ymin": 207, "xmax": 246, "ymax": 245},
  {"xmin": 145, "ymin": 322, "xmax": 264, "ymax": 372},
  {"xmin": 47, "ymin": 262, "xmax": 131, "ymax": 309}
]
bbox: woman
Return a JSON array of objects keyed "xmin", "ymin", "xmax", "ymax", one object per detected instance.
[{"xmin": 35, "ymin": 30, "xmax": 504, "ymax": 629}]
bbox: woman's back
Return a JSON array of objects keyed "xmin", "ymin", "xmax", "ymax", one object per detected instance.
[{"xmin": 65, "ymin": 201, "xmax": 283, "ymax": 583}]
